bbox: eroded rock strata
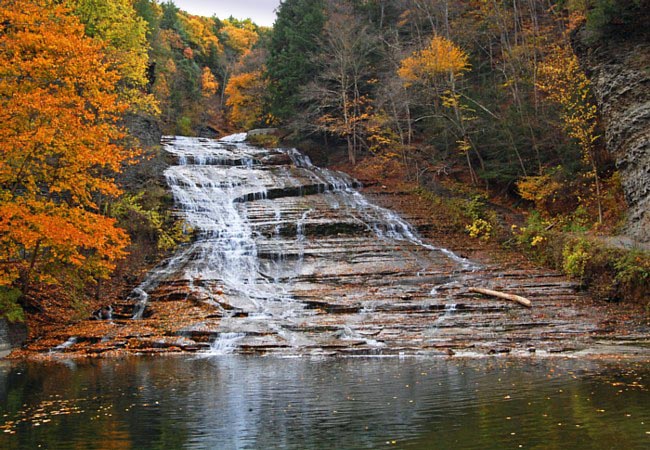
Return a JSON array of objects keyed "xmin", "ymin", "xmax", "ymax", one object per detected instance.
[
  {"xmin": 16, "ymin": 136, "xmax": 649, "ymax": 359},
  {"xmin": 574, "ymin": 25, "xmax": 650, "ymax": 242}
]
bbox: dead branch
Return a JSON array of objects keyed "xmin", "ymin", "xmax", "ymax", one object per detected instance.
[{"xmin": 468, "ymin": 287, "xmax": 532, "ymax": 308}]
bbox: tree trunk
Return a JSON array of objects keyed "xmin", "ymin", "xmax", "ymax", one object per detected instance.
[{"xmin": 20, "ymin": 239, "xmax": 42, "ymax": 297}]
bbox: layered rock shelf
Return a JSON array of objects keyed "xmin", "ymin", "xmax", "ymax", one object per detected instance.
[{"xmin": 20, "ymin": 136, "xmax": 650, "ymax": 358}]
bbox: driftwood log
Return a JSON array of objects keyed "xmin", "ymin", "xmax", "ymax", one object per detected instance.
[{"xmin": 468, "ymin": 287, "xmax": 532, "ymax": 308}]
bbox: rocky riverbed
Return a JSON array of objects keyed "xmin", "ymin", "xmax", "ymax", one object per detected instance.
[{"xmin": 11, "ymin": 136, "xmax": 650, "ymax": 359}]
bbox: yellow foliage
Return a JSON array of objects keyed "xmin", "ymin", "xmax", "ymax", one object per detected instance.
[
  {"xmin": 537, "ymin": 45, "xmax": 603, "ymax": 223},
  {"xmin": 517, "ymin": 172, "xmax": 564, "ymax": 214},
  {"xmin": 222, "ymin": 24, "xmax": 259, "ymax": 54},
  {"xmin": 530, "ymin": 235, "xmax": 546, "ymax": 247},
  {"xmin": 179, "ymin": 14, "xmax": 222, "ymax": 55},
  {"xmin": 465, "ymin": 218, "xmax": 492, "ymax": 241},
  {"xmin": 538, "ymin": 47, "xmax": 598, "ymax": 160},
  {"xmin": 398, "ymin": 35, "xmax": 470, "ymax": 86},
  {"xmin": 201, "ymin": 67, "xmax": 219, "ymax": 98},
  {"xmin": 66, "ymin": 0, "xmax": 157, "ymax": 114},
  {"xmin": 365, "ymin": 112, "xmax": 400, "ymax": 155}
]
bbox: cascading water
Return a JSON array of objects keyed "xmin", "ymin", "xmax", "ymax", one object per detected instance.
[
  {"xmin": 128, "ymin": 134, "xmax": 476, "ymax": 354},
  {"xmin": 40, "ymin": 134, "xmax": 616, "ymax": 358}
]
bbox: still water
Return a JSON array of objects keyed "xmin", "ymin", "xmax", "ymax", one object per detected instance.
[{"xmin": 1, "ymin": 356, "xmax": 649, "ymax": 449}]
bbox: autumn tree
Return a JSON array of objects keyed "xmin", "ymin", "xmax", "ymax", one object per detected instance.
[
  {"xmin": 225, "ymin": 70, "xmax": 268, "ymax": 129},
  {"xmin": 220, "ymin": 19, "xmax": 259, "ymax": 54},
  {"xmin": 139, "ymin": 2, "xmax": 268, "ymax": 135},
  {"xmin": 0, "ymin": 0, "xmax": 132, "ymax": 316},
  {"xmin": 201, "ymin": 67, "xmax": 220, "ymax": 98},
  {"xmin": 398, "ymin": 34, "xmax": 482, "ymax": 182},
  {"xmin": 66, "ymin": 0, "xmax": 156, "ymax": 113},
  {"xmin": 214, "ymin": 18, "xmax": 264, "ymax": 119},
  {"xmin": 398, "ymin": 35, "xmax": 470, "ymax": 86},
  {"xmin": 536, "ymin": 44, "xmax": 603, "ymax": 223}
]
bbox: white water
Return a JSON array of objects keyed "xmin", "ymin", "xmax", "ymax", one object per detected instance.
[
  {"xmin": 50, "ymin": 337, "xmax": 77, "ymax": 353},
  {"xmin": 283, "ymin": 146, "xmax": 477, "ymax": 269},
  {"xmin": 129, "ymin": 135, "xmax": 474, "ymax": 351},
  {"xmin": 204, "ymin": 333, "xmax": 246, "ymax": 355}
]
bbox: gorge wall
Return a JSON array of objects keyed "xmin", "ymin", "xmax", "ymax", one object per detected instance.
[{"xmin": 574, "ymin": 22, "xmax": 650, "ymax": 242}]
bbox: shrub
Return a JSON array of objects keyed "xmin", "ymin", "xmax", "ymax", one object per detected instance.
[
  {"xmin": 0, "ymin": 287, "xmax": 24, "ymax": 322},
  {"xmin": 562, "ymin": 238, "xmax": 592, "ymax": 281},
  {"xmin": 247, "ymin": 133, "xmax": 280, "ymax": 148}
]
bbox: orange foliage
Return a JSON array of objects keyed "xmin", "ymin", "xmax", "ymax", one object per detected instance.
[
  {"xmin": 225, "ymin": 70, "xmax": 267, "ymax": 129},
  {"xmin": 0, "ymin": 1, "xmax": 132, "ymax": 290}
]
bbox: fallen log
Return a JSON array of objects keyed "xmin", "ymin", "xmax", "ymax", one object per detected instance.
[{"xmin": 468, "ymin": 287, "xmax": 532, "ymax": 308}]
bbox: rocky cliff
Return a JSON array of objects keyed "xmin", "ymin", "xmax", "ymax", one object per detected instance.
[
  {"xmin": 574, "ymin": 23, "xmax": 650, "ymax": 242},
  {"xmin": 0, "ymin": 319, "xmax": 27, "ymax": 357}
]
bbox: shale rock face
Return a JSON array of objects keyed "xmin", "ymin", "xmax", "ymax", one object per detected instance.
[
  {"xmin": 575, "ymin": 27, "xmax": 650, "ymax": 242},
  {"xmin": 17, "ymin": 134, "xmax": 650, "ymax": 358},
  {"xmin": 23, "ymin": 134, "xmax": 650, "ymax": 359}
]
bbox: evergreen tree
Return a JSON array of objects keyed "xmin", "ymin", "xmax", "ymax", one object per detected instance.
[{"xmin": 266, "ymin": 0, "xmax": 325, "ymax": 121}]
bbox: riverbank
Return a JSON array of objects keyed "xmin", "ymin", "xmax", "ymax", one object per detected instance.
[{"xmin": 337, "ymin": 154, "xmax": 650, "ymax": 307}]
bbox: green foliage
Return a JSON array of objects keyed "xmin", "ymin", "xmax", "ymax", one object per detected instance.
[
  {"xmin": 584, "ymin": 0, "xmax": 645, "ymax": 39},
  {"xmin": 111, "ymin": 191, "xmax": 191, "ymax": 254},
  {"xmin": 160, "ymin": 0, "xmax": 181, "ymax": 31},
  {"xmin": 176, "ymin": 116, "xmax": 194, "ymax": 136},
  {"xmin": 513, "ymin": 221, "xmax": 649, "ymax": 302},
  {"xmin": 133, "ymin": 0, "xmax": 161, "ymax": 36},
  {"xmin": 415, "ymin": 188, "xmax": 498, "ymax": 242},
  {"xmin": 0, "ymin": 287, "xmax": 24, "ymax": 323},
  {"xmin": 614, "ymin": 250, "xmax": 650, "ymax": 289},
  {"xmin": 67, "ymin": 0, "xmax": 155, "ymax": 113},
  {"xmin": 462, "ymin": 195, "xmax": 498, "ymax": 241},
  {"xmin": 266, "ymin": 0, "xmax": 325, "ymax": 120},
  {"xmin": 561, "ymin": 206, "xmax": 591, "ymax": 233},
  {"xmin": 513, "ymin": 212, "xmax": 551, "ymax": 251},
  {"xmin": 562, "ymin": 238, "xmax": 593, "ymax": 280}
]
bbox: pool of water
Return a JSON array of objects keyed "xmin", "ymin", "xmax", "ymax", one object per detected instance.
[{"xmin": 1, "ymin": 356, "xmax": 649, "ymax": 449}]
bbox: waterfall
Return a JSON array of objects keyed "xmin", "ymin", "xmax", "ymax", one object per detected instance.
[
  {"xmin": 204, "ymin": 333, "xmax": 246, "ymax": 355},
  {"xmin": 126, "ymin": 134, "xmax": 474, "ymax": 354}
]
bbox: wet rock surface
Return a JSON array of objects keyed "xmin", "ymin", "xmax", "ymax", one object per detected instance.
[{"xmin": 17, "ymin": 136, "xmax": 650, "ymax": 359}]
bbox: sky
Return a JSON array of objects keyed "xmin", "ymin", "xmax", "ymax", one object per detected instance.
[{"xmin": 171, "ymin": 0, "xmax": 281, "ymax": 27}]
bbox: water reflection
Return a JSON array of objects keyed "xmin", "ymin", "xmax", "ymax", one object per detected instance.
[{"xmin": 1, "ymin": 357, "xmax": 649, "ymax": 449}]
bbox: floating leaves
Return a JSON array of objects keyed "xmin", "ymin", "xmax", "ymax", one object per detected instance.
[{"xmin": 1, "ymin": 399, "xmax": 87, "ymax": 434}]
